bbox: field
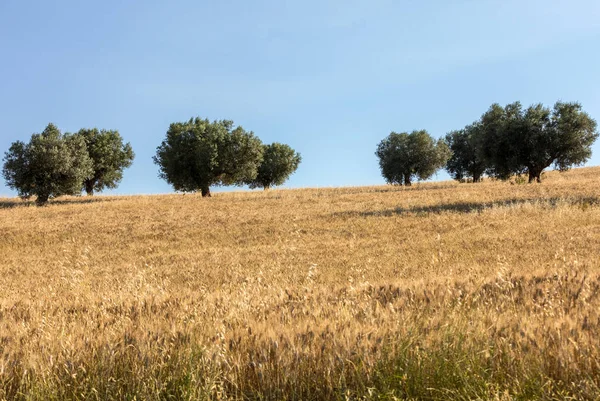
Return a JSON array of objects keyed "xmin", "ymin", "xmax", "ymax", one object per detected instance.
[{"xmin": 1, "ymin": 167, "xmax": 600, "ymax": 400}]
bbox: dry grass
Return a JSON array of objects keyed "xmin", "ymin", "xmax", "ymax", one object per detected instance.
[{"xmin": 1, "ymin": 167, "xmax": 600, "ymax": 400}]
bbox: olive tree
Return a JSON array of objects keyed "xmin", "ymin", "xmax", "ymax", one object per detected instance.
[
  {"xmin": 153, "ymin": 118, "xmax": 263, "ymax": 197},
  {"xmin": 481, "ymin": 101, "xmax": 598, "ymax": 183},
  {"xmin": 523, "ymin": 102, "xmax": 598, "ymax": 182},
  {"xmin": 376, "ymin": 130, "xmax": 450, "ymax": 186},
  {"xmin": 75, "ymin": 128, "xmax": 135, "ymax": 195},
  {"xmin": 479, "ymin": 102, "xmax": 524, "ymax": 180},
  {"xmin": 246, "ymin": 143, "xmax": 301, "ymax": 190},
  {"xmin": 2, "ymin": 123, "xmax": 93, "ymax": 205},
  {"xmin": 444, "ymin": 123, "xmax": 487, "ymax": 182}
]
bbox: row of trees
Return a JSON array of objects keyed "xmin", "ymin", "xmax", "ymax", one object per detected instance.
[
  {"xmin": 3, "ymin": 101, "xmax": 597, "ymax": 205},
  {"xmin": 376, "ymin": 101, "xmax": 598, "ymax": 185},
  {"xmin": 2, "ymin": 118, "xmax": 302, "ymax": 204}
]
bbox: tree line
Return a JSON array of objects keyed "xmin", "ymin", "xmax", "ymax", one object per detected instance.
[
  {"xmin": 376, "ymin": 101, "xmax": 598, "ymax": 186},
  {"xmin": 2, "ymin": 118, "xmax": 301, "ymax": 205},
  {"xmin": 2, "ymin": 101, "xmax": 598, "ymax": 205}
]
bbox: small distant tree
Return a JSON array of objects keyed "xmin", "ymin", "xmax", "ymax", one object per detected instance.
[
  {"xmin": 75, "ymin": 128, "xmax": 135, "ymax": 195},
  {"xmin": 153, "ymin": 118, "xmax": 263, "ymax": 197},
  {"xmin": 375, "ymin": 130, "xmax": 450, "ymax": 186},
  {"xmin": 2, "ymin": 123, "xmax": 93, "ymax": 205},
  {"xmin": 445, "ymin": 123, "xmax": 487, "ymax": 182},
  {"xmin": 246, "ymin": 143, "xmax": 301, "ymax": 190},
  {"xmin": 481, "ymin": 101, "xmax": 599, "ymax": 183}
]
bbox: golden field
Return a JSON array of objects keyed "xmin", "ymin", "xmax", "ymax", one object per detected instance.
[{"xmin": 1, "ymin": 167, "xmax": 600, "ymax": 400}]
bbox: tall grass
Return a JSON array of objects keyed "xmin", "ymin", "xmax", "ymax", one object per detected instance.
[{"xmin": 1, "ymin": 167, "xmax": 600, "ymax": 400}]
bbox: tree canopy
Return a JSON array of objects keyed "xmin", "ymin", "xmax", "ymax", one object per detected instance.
[
  {"xmin": 2, "ymin": 123, "xmax": 93, "ymax": 205},
  {"xmin": 376, "ymin": 130, "xmax": 450, "ymax": 186},
  {"xmin": 153, "ymin": 118, "xmax": 264, "ymax": 197},
  {"xmin": 445, "ymin": 123, "xmax": 487, "ymax": 183},
  {"xmin": 246, "ymin": 143, "xmax": 301, "ymax": 190},
  {"xmin": 480, "ymin": 101, "xmax": 598, "ymax": 182},
  {"xmin": 76, "ymin": 128, "xmax": 135, "ymax": 195}
]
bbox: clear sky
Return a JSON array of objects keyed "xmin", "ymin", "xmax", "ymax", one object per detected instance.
[{"xmin": 1, "ymin": 0, "xmax": 599, "ymax": 196}]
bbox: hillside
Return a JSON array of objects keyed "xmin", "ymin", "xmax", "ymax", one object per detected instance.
[{"xmin": 1, "ymin": 167, "xmax": 600, "ymax": 400}]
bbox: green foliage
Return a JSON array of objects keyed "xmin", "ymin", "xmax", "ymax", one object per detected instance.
[
  {"xmin": 2, "ymin": 123, "xmax": 93, "ymax": 205},
  {"xmin": 479, "ymin": 102, "xmax": 523, "ymax": 180},
  {"xmin": 445, "ymin": 123, "xmax": 487, "ymax": 183},
  {"xmin": 480, "ymin": 101, "xmax": 599, "ymax": 182},
  {"xmin": 153, "ymin": 118, "xmax": 264, "ymax": 196},
  {"xmin": 75, "ymin": 128, "xmax": 135, "ymax": 195},
  {"xmin": 551, "ymin": 102, "xmax": 599, "ymax": 171},
  {"xmin": 376, "ymin": 130, "xmax": 450, "ymax": 186},
  {"xmin": 247, "ymin": 143, "xmax": 301, "ymax": 189}
]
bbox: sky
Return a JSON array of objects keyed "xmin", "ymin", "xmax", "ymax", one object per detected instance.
[{"xmin": 1, "ymin": 0, "xmax": 600, "ymax": 196}]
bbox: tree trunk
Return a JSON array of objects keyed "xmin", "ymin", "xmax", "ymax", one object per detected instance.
[
  {"xmin": 201, "ymin": 186, "xmax": 211, "ymax": 197},
  {"xmin": 36, "ymin": 193, "xmax": 49, "ymax": 206},
  {"xmin": 528, "ymin": 169, "xmax": 542, "ymax": 183},
  {"xmin": 263, "ymin": 185, "xmax": 270, "ymax": 191},
  {"xmin": 85, "ymin": 181, "xmax": 95, "ymax": 196},
  {"xmin": 404, "ymin": 174, "xmax": 412, "ymax": 186},
  {"xmin": 472, "ymin": 171, "xmax": 481, "ymax": 183}
]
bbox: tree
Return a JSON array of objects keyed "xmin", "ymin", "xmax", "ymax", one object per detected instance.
[
  {"xmin": 480, "ymin": 102, "xmax": 524, "ymax": 180},
  {"xmin": 481, "ymin": 101, "xmax": 598, "ymax": 183},
  {"xmin": 153, "ymin": 118, "xmax": 263, "ymax": 197},
  {"xmin": 75, "ymin": 128, "xmax": 135, "ymax": 195},
  {"xmin": 445, "ymin": 123, "xmax": 487, "ymax": 182},
  {"xmin": 246, "ymin": 143, "xmax": 301, "ymax": 190},
  {"xmin": 375, "ymin": 130, "xmax": 450, "ymax": 186},
  {"xmin": 2, "ymin": 123, "xmax": 93, "ymax": 205},
  {"xmin": 524, "ymin": 102, "xmax": 598, "ymax": 182}
]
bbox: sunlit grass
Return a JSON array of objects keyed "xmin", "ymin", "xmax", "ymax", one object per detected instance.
[{"xmin": 1, "ymin": 167, "xmax": 600, "ymax": 400}]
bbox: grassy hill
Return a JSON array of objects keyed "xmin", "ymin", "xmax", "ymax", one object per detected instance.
[{"xmin": 1, "ymin": 167, "xmax": 600, "ymax": 400}]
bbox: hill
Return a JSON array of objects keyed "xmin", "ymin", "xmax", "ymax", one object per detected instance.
[{"xmin": 1, "ymin": 167, "xmax": 600, "ymax": 400}]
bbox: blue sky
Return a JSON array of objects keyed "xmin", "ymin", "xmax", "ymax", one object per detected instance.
[{"xmin": 1, "ymin": 0, "xmax": 599, "ymax": 196}]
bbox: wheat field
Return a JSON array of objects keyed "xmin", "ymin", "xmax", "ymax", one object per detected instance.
[{"xmin": 1, "ymin": 168, "xmax": 600, "ymax": 400}]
